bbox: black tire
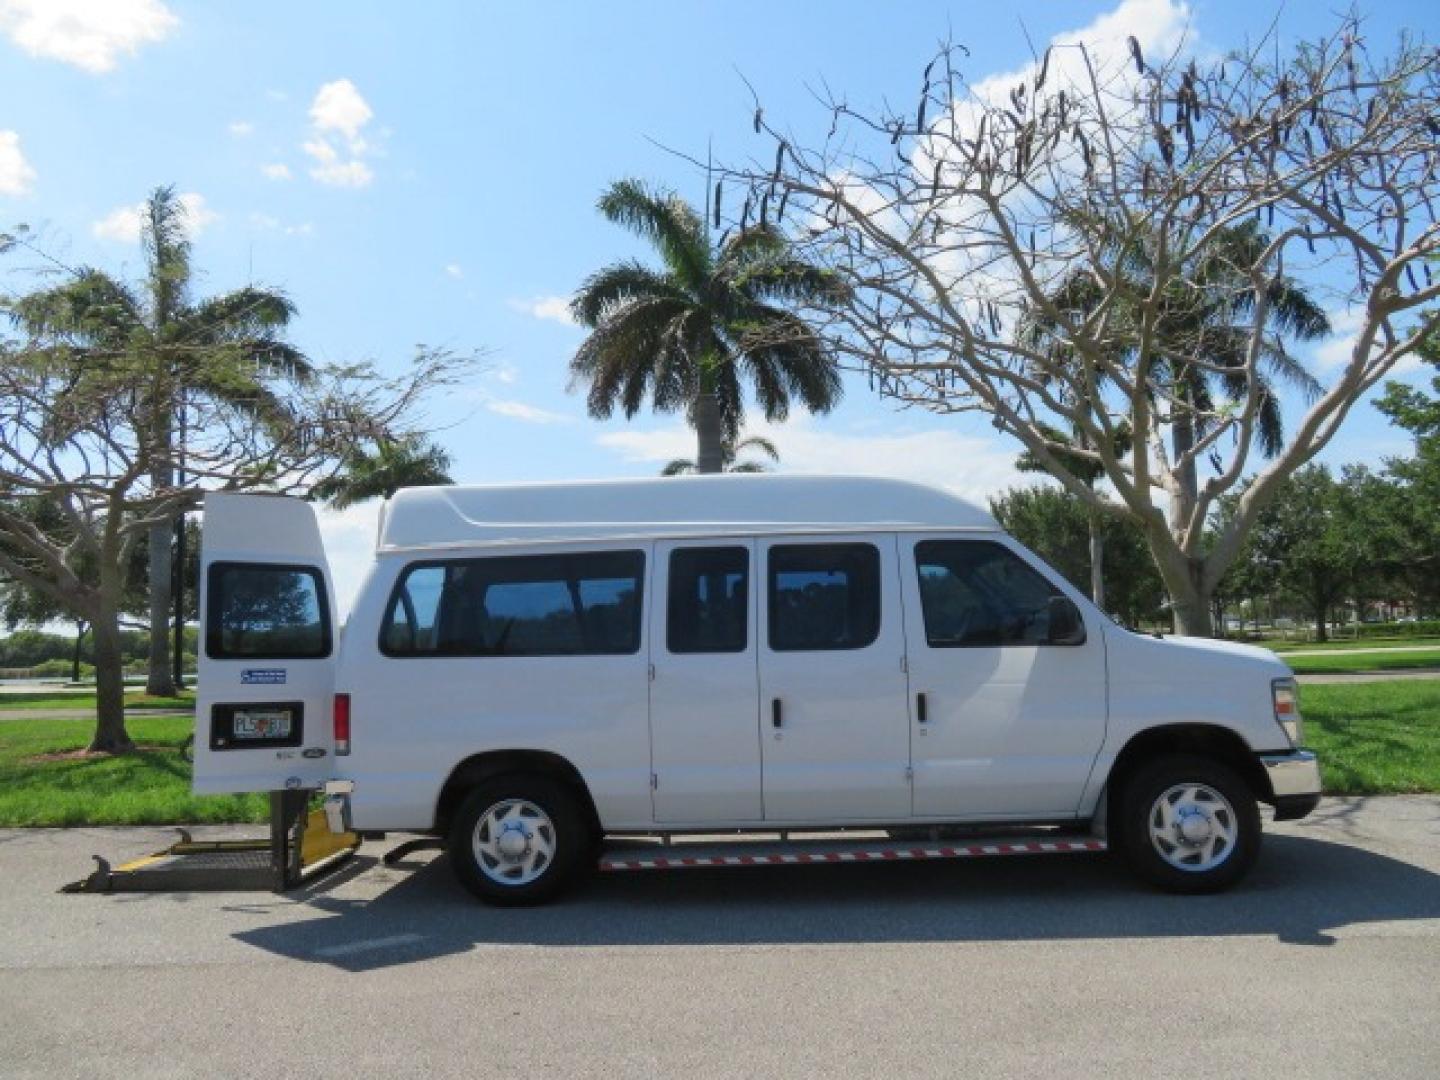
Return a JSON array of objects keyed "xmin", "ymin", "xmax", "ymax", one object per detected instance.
[
  {"xmin": 447, "ymin": 774, "xmax": 590, "ymax": 906},
  {"xmin": 1117, "ymin": 754, "xmax": 1261, "ymax": 894}
]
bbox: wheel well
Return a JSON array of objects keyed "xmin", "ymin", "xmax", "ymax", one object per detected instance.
[
  {"xmin": 433, "ymin": 750, "xmax": 602, "ymax": 837},
  {"xmin": 1105, "ymin": 724, "xmax": 1273, "ymax": 817}
]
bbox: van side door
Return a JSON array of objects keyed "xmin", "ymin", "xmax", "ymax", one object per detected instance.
[
  {"xmin": 648, "ymin": 540, "xmax": 762, "ymax": 822},
  {"xmin": 901, "ymin": 535, "xmax": 1107, "ymax": 818},
  {"xmin": 757, "ymin": 534, "xmax": 912, "ymax": 822}
]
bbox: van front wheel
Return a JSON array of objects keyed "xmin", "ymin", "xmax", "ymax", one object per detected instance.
[
  {"xmin": 1118, "ymin": 754, "xmax": 1260, "ymax": 894},
  {"xmin": 448, "ymin": 776, "xmax": 588, "ymax": 905}
]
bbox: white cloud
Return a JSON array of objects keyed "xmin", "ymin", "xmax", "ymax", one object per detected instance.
[
  {"xmin": 507, "ymin": 295, "xmax": 577, "ymax": 326},
  {"xmin": 1312, "ymin": 305, "xmax": 1426, "ymax": 379},
  {"xmin": 316, "ymin": 501, "xmax": 382, "ymax": 620},
  {"xmin": 0, "ymin": 130, "xmax": 36, "ymax": 195},
  {"xmin": 485, "ymin": 399, "xmax": 573, "ymax": 425},
  {"xmin": 92, "ymin": 191, "xmax": 217, "ymax": 243},
  {"xmin": 301, "ymin": 79, "xmax": 377, "ymax": 188},
  {"xmin": 227, "ymin": 120, "xmax": 254, "ymax": 138},
  {"xmin": 260, "ymin": 162, "xmax": 292, "ymax": 181},
  {"xmin": 597, "ymin": 417, "xmax": 1027, "ymax": 506},
  {"xmin": 308, "ymin": 78, "xmax": 373, "ymax": 140},
  {"xmin": 248, "ymin": 211, "xmax": 312, "ymax": 236},
  {"xmin": 444, "ymin": 263, "xmax": 463, "ymax": 279},
  {"xmin": 0, "ymin": 0, "xmax": 177, "ymax": 73}
]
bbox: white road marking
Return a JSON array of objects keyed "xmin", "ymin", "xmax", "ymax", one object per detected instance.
[{"xmin": 314, "ymin": 933, "xmax": 423, "ymax": 958}]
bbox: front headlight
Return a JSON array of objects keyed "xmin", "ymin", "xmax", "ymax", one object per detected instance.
[{"xmin": 1272, "ymin": 677, "xmax": 1303, "ymax": 746}]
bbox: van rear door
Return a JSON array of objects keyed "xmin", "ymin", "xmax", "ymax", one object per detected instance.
[{"xmin": 193, "ymin": 493, "xmax": 338, "ymax": 795}]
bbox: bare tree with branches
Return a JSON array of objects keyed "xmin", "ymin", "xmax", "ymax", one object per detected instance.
[
  {"xmin": 720, "ymin": 14, "xmax": 1440, "ymax": 634},
  {"xmin": 0, "ymin": 314, "xmax": 469, "ymax": 751}
]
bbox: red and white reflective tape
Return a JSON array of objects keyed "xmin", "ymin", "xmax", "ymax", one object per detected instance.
[{"xmin": 598, "ymin": 838, "xmax": 1106, "ymax": 872}]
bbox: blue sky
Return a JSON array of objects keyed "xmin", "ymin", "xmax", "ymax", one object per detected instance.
[{"xmin": 1, "ymin": 0, "xmax": 1436, "ymax": 604}]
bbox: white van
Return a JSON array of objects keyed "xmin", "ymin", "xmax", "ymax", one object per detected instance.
[{"xmin": 194, "ymin": 476, "xmax": 1321, "ymax": 904}]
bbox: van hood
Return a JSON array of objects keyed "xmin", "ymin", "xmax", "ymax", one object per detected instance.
[{"xmin": 1106, "ymin": 627, "xmax": 1292, "ymax": 679}]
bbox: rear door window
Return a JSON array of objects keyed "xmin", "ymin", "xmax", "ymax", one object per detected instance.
[{"xmin": 206, "ymin": 563, "xmax": 331, "ymax": 659}]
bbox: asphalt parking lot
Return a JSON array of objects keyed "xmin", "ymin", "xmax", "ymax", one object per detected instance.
[{"xmin": 2, "ymin": 797, "xmax": 1438, "ymax": 1079}]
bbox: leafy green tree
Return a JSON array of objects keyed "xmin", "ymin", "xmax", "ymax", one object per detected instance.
[
  {"xmin": 1375, "ymin": 345, "xmax": 1440, "ymax": 612},
  {"xmin": 1221, "ymin": 466, "xmax": 1375, "ymax": 641},
  {"xmin": 989, "ymin": 485, "xmax": 1167, "ymax": 628},
  {"xmin": 570, "ymin": 179, "xmax": 847, "ymax": 473},
  {"xmin": 309, "ymin": 434, "xmax": 453, "ymax": 509},
  {"xmin": 662, "ymin": 433, "xmax": 780, "ymax": 476},
  {"xmin": 4, "ymin": 188, "xmax": 308, "ymax": 697}
]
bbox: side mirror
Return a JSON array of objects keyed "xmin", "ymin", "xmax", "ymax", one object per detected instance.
[{"xmin": 1047, "ymin": 596, "xmax": 1087, "ymax": 646}]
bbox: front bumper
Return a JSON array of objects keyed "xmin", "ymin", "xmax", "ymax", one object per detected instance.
[{"xmin": 1259, "ymin": 749, "xmax": 1322, "ymax": 821}]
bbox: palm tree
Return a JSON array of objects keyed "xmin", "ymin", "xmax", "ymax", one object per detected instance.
[
  {"xmin": 1021, "ymin": 220, "xmax": 1328, "ymax": 623},
  {"xmin": 570, "ymin": 179, "xmax": 847, "ymax": 473},
  {"xmin": 309, "ymin": 435, "xmax": 453, "ymax": 509},
  {"xmin": 1015, "ymin": 423, "xmax": 1129, "ymax": 609},
  {"xmin": 5, "ymin": 187, "xmax": 308, "ymax": 694},
  {"xmin": 662, "ymin": 433, "xmax": 780, "ymax": 476}
]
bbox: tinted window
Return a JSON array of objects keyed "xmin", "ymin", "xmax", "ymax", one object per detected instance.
[
  {"xmin": 207, "ymin": 563, "xmax": 330, "ymax": 659},
  {"xmin": 768, "ymin": 544, "xmax": 880, "ymax": 651},
  {"xmin": 668, "ymin": 547, "xmax": 748, "ymax": 654},
  {"xmin": 915, "ymin": 541, "xmax": 1068, "ymax": 647},
  {"xmin": 381, "ymin": 551, "xmax": 644, "ymax": 657}
]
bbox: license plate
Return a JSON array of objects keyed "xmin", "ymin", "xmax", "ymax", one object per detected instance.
[{"xmin": 233, "ymin": 708, "xmax": 293, "ymax": 740}]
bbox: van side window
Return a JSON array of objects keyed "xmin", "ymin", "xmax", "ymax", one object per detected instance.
[
  {"xmin": 381, "ymin": 551, "xmax": 644, "ymax": 657},
  {"xmin": 668, "ymin": 547, "xmax": 748, "ymax": 654},
  {"xmin": 915, "ymin": 541, "xmax": 1066, "ymax": 647},
  {"xmin": 206, "ymin": 563, "xmax": 331, "ymax": 659},
  {"xmin": 768, "ymin": 543, "xmax": 880, "ymax": 651}
]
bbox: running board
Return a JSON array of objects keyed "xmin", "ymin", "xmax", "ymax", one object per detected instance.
[{"xmin": 598, "ymin": 833, "xmax": 1106, "ymax": 872}]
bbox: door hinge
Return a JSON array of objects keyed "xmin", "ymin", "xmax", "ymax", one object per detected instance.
[
  {"xmin": 905, "ymin": 765, "xmax": 914, "ymax": 782},
  {"xmin": 648, "ymin": 663, "xmax": 656, "ymax": 682},
  {"xmin": 900, "ymin": 654, "xmax": 908, "ymax": 674},
  {"xmin": 651, "ymin": 772, "xmax": 659, "ymax": 790}
]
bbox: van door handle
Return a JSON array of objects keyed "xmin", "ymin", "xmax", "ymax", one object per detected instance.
[
  {"xmin": 916, "ymin": 692, "xmax": 928, "ymax": 724},
  {"xmin": 772, "ymin": 698, "xmax": 782, "ymax": 728}
]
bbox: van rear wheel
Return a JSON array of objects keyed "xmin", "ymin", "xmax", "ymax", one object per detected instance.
[
  {"xmin": 448, "ymin": 776, "xmax": 588, "ymax": 905},
  {"xmin": 1117, "ymin": 754, "xmax": 1260, "ymax": 894}
]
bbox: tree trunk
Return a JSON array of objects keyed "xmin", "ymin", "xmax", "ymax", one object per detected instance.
[
  {"xmin": 1087, "ymin": 514, "xmax": 1106, "ymax": 610},
  {"xmin": 693, "ymin": 392, "xmax": 725, "ymax": 475},
  {"xmin": 71, "ymin": 621, "xmax": 87, "ymax": 684},
  {"xmin": 146, "ymin": 398, "xmax": 177, "ymax": 697},
  {"xmin": 89, "ymin": 602, "xmax": 134, "ymax": 755}
]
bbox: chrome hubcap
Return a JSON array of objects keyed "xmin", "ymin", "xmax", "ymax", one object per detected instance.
[
  {"xmin": 1147, "ymin": 783, "xmax": 1238, "ymax": 872},
  {"xmin": 472, "ymin": 799, "xmax": 556, "ymax": 886}
]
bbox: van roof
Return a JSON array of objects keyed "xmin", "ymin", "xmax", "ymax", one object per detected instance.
[{"xmin": 376, "ymin": 474, "xmax": 998, "ymax": 552}]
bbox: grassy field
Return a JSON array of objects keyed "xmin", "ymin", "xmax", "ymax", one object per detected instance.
[
  {"xmin": 1282, "ymin": 650, "xmax": 1440, "ymax": 675},
  {"xmin": 1300, "ymin": 681, "xmax": 1440, "ymax": 795},
  {"xmin": 1264, "ymin": 636, "xmax": 1440, "ymax": 654},
  {"xmin": 0, "ymin": 681, "xmax": 1435, "ymax": 826},
  {"xmin": 0, "ymin": 714, "xmax": 265, "ymax": 827},
  {"xmin": 0, "ymin": 692, "xmax": 194, "ymax": 711}
]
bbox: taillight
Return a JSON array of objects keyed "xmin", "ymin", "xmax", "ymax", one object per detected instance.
[{"xmin": 333, "ymin": 692, "xmax": 351, "ymax": 756}]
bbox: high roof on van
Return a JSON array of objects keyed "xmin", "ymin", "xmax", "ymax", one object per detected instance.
[{"xmin": 376, "ymin": 474, "xmax": 997, "ymax": 551}]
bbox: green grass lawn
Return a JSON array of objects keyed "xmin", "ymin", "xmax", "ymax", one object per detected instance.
[
  {"xmin": 0, "ymin": 692, "xmax": 195, "ymax": 711},
  {"xmin": 1265, "ymin": 635, "xmax": 1440, "ymax": 654},
  {"xmin": 0, "ymin": 681, "xmax": 1434, "ymax": 826},
  {"xmin": 0, "ymin": 714, "xmax": 265, "ymax": 826},
  {"xmin": 1283, "ymin": 649, "xmax": 1440, "ymax": 675},
  {"xmin": 1300, "ymin": 681, "xmax": 1440, "ymax": 795}
]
